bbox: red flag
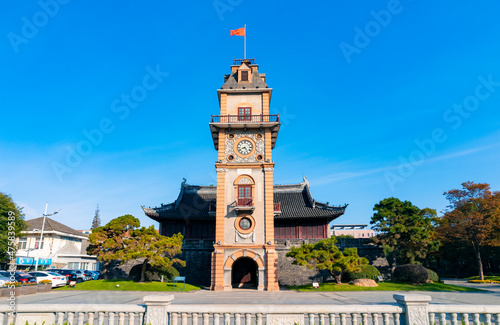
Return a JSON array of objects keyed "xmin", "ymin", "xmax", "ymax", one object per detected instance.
[{"xmin": 230, "ymin": 27, "xmax": 245, "ymax": 37}]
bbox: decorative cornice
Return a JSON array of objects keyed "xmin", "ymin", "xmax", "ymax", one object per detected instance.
[
  {"xmin": 215, "ymin": 162, "xmax": 275, "ymax": 169},
  {"xmin": 216, "ymin": 168, "xmax": 226, "ymax": 173}
]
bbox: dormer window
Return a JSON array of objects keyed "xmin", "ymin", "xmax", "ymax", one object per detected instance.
[
  {"xmin": 241, "ymin": 71, "xmax": 248, "ymax": 82},
  {"xmin": 237, "ymin": 63, "xmax": 251, "ymax": 83}
]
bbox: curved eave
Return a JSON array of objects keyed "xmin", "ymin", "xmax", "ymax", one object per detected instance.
[{"xmin": 142, "ymin": 206, "xmax": 161, "ymax": 221}]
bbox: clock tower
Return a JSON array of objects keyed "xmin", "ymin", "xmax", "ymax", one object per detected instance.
[{"xmin": 209, "ymin": 58, "xmax": 280, "ymax": 291}]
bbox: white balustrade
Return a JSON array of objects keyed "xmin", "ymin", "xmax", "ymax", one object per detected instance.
[{"xmin": 1, "ymin": 294, "xmax": 500, "ymax": 325}]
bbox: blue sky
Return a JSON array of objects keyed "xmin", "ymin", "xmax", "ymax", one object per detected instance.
[{"xmin": 1, "ymin": 1, "xmax": 499, "ymax": 230}]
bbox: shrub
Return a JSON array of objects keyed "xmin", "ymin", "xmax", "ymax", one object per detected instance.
[
  {"xmin": 129, "ymin": 263, "xmax": 179, "ymax": 282},
  {"xmin": 343, "ymin": 264, "xmax": 381, "ymax": 282},
  {"xmin": 6, "ymin": 282, "xmax": 22, "ymax": 287},
  {"xmin": 426, "ymin": 268, "xmax": 440, "ymax": 282},
  {"xmin": 39, "ymin": 279, "xmax": 52, "ymax": 284},
  {"xmin": 393, "ymin": 264, "xmax": 428, "ymax": 284},
  {"xmin": 468, "ymin": 279, "xmax": 500, "ymax": 284}
]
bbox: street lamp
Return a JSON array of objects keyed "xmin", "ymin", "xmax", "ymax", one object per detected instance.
[
  {"xmin": 25, "ymin": 248, "xmax": 35, "ymax": 270},
  {"xmin": 34, "ymin": 203, "xmax": 61, "ymax": 271}
]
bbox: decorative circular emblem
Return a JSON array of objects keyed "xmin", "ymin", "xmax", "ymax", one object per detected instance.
[
  {"xmin": 227, "ymin": 154, "xmax": 235, "ymax": 161},
  {"xmin": 235, "ymin": 214, "xmax": 255, "ymax": 234},
  {"xmin": 234, "ymin": 138, "xmax": 256, "ymax": 158},
  {"xmin": 227, "ymin": 133, "xmax": 235, "ymax": 140},
  {"xmin": 239, "ymin": 217, "xmax": 251, "ymax": 230},
  {"xmin": 256, "ymin": 133, "xmax": 263, "ymax": 140},
  {"xmin": 256, "ymin": 154, "xmax": 263, "ymax": 161}
]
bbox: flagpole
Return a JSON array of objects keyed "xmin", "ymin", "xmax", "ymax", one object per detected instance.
[{"xmin": 244, "ymin": 24, "xmax": 246, "ymax": 59}]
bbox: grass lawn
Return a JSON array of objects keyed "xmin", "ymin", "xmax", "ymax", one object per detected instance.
[
  {"xmin": 54, "ymin": 279, "xmax": 201, "ymax": 291},
  {"xmin": 289, "ymin": 281, "xmax": 485, "ymax": 292},
  {"xmin": 467, "ymin": 275, "xmax": 500, "ymax": 281}
]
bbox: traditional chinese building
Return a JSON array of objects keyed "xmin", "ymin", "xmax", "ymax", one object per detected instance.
[{"xmin": 143, "ymin": 59, "xmax": 347, "ymax": 290}]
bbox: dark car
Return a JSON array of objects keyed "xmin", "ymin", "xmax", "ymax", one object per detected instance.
[
  {"xmin": 0, "ymin": 271, "xmax": 14, "ymax": 282},
  {"xmin": 14, "ymin": 272, "xmax": 37, "ymax": 284},
  {"xmin": 52, "ymin": 269, "xmax": 80, "ymax": 284}
]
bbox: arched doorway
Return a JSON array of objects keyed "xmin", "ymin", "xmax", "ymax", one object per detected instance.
[{"xmin": 231, "ymin": 257, "xmax": 257, "ymax": 288}]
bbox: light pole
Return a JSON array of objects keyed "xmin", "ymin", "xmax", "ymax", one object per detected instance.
[
  {"xmin": 34, "ymin": 203, "xmax": 60, "ymax": 271},
  {"xmin": 26, "ymin": 248, "xmax": 35, "ymax": 270}
]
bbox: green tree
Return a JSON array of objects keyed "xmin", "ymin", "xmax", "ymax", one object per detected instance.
[
  {"xmin": 370, "ymin": 197, "xmax": 440, "ymax": 270},
  {"xmin": 87, "ymin": 215, "xmax": 185, "ymax": 282},
  {"xmin": 0, "ymin": 193, "xmax": 27, "ymax": 264},
  {"xmin": 440, "ymin": 182, "xmax": 500, "ymax": 280},
  {"xmin": 87, "ymin": 214, "xmax": 140, "ymax": 274},
  {"xmin": 91, "ymin": 204, "xmax": 101, "ymax": 230},
  {"xmin": 123, "ymin": 226, "xmax": 185, "ymax": 282},
  {"xmin": 286, "ymin": 237, "xmax": 367, "ymax": 284}
]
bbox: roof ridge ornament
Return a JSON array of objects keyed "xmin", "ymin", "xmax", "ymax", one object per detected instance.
[{"xmin": 175, "ymin": 178, "xmax": 187, "ymax": 209}]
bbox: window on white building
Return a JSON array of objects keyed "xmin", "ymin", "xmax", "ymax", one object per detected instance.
[
  {"xmin": 18, "ymin": 237, "xmax": 27, "ymax": 249},
  {"xmin": 68, "ymin": 262, "xmax": 79, "ymax": 269},
  {"xmin": 34, "ymin": 240, "xmax": 44, "ymax": 249}
]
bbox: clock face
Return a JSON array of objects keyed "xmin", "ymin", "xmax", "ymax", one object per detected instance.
[{"xmin": 237, "ymin": 140, "xmax": 253, "ymax": 155}]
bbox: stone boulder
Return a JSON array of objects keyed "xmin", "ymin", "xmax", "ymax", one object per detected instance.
[{"xmin": 353, "ymin": 279, "xmax": 378, "ymax": 287}]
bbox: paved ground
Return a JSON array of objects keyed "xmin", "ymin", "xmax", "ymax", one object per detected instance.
[{"xmin": 3, "ymin": 279, "xmax": 500, "ymax": 306}]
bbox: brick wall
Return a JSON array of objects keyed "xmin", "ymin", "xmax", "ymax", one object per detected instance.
[
  {"xmin": 104, "ymin": 238, "xmax": 389, "ymax": 287},
  {"xmin": 275, "ymin": 238, "xmax": 390, "ymax": 286}
]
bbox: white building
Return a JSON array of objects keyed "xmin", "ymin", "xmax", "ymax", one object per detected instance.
[
  {"xmin": 16, "ymin": 217, "xmax": 98, "ymax": 270},
  {"xmin": 330, "ymin": 224, "xmax": 375, "ymax": 239}
]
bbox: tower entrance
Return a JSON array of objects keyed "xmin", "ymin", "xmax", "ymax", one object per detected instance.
[{"xmin": 231, "ymin": 257, "xmax": 257, "ymax": 288}]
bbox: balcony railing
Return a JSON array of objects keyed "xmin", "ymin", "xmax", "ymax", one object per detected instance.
[
  {"xmin": 237, "ymin": 198, "xmax": 253, "ymax": 207},
  {"xmin": 274, "ymin": 202, "xmax": 281, "ymax": 212},
  {"xmin": 211, "ymin": 114, "xmax": 279, "ymax": 123},
  {"xmin": 233, "ymin": 58, "xmax": 256, "ymax": 65}
]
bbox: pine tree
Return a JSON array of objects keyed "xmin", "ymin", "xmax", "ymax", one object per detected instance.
[{"xmin": 91, "ymin": 204, "xmax": 101, "ymax": 230}]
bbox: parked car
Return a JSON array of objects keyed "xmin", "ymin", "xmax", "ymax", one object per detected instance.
[
  {"xmin": 28, "ymin": 271, "xmax": 66, "ymax": 288},
  {"xmin": 88, "ymin": 270, "xmax": 100, "ymax": 280},
  {"xmin": 83, "ymin": 270, "xmax": 94, "ymax": 280},
  {"xmin": 13, "ymin": 272, "xmax": 37, "ymax": 285},
  {"xmin": 71, "ymin": 270, "xmax": 88, "ymax": 282},
  {"xmin": 0, "ymin": 271, "xmax": 12, "ymax": 280},
  {"xmin": 0, "ymin": 275, "xmax": 11, "ymax": 287},
  {"xmin": 51, "ymin": 269, "xmax": 82, "ymax": 284}
]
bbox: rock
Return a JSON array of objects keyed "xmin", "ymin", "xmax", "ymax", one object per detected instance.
[{"xmin": 353, "ymin": 279, "xmax": 378, "ymax": 287}]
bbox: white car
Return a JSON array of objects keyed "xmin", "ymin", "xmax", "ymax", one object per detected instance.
[
  {"xmin": 28, "ymin": 271, "xmax": 66, "ymax": 288},
  {"xmin": 0, "ymin": 275, "xmax": 11, "ymax": 287}
]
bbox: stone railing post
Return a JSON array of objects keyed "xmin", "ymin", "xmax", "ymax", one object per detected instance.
[
  {"xmin": 144, "ymin": 295, "xmax": 175, "ymax": 325},
  {"xmin": 394, "ymin": 294, "xmax": 432, "ymax": 325}
]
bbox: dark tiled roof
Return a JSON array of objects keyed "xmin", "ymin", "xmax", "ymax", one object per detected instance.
[
  {"xmin": 221, "ymin": 63, "xmax": 269, "ymax": 90},
  {"xmin": 143, "ymin": 185, "xmax": 216, "ymax": 222},
  {"xmin": 143, "ymin": 179, "xmax": 346, "ymax": 222},
  {"xmin": 274, "ymin": 183, "xmax": 346, "ymax": 220},
  {"xmin": 26, "ymin": 217, "xmax": 88, "ymax": 238}
]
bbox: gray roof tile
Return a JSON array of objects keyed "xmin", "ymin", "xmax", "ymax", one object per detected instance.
[
  {"xmin": 143, "ymin": 180, "xmax": 346, "ymax": 222},
  {"xmin": 25, "ymin": 217, "xmax": 87, "ymax": 238}
]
